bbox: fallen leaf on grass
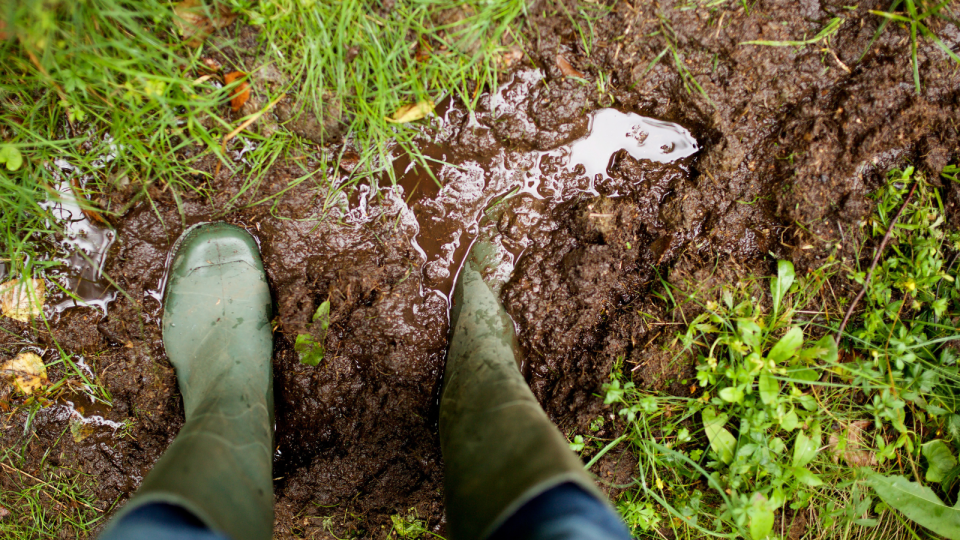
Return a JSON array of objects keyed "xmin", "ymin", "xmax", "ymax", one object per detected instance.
[
  {"xmin": 827, "ymin": 420, "xmax": 876, "ymax": 467},
  {"xmin": 224, "ymin": 71, "xmax": 250, "ymax": 111},
  {"xmin": 557, "ymin": 54, "xmax": 585, "ymax": 78},
  {"xmin": 386, "ymin": 101, "xmax": 435, "ymax": 124},
  {"xmin": 1, "ymin": 352, "xmax": 48, "ymax": 395},
  {"xmin": 0, "ymin": 504, "xmax": 8, "ymax": 519},
  {"xmin": 415, "ymin": 41, "xmax": 432, "ymax": 62},
  {"xmin": 498, "ymin": 47, "xmax": 524, "ymax": 69},
  {"xmin": 0, "ymin": 279, "xmax": 45, "ymax": 322},
  {"xmin": 201, "ymin": 57, "xmax": 222, "ymax": 71},
  {"xmin": 173, "ymin": 0, "xmax": 236, "ymax": 47}
]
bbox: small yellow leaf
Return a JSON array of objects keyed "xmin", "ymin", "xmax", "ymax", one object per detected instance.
[
  {"xmin": 70, "ymin": 418, "xmax": 95, "ymax": 442},
  {"xmin": 0, "ymin": 278, "xmax": 45, "ymax": 322},
  {"xmin": 385, "ymin": 100, "xmax": 435, "ymax": 124},
  {"xmin": 1, "ymin": 352, "xmax": 48, "ymax": 395}
]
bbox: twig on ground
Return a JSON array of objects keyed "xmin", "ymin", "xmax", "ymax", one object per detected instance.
[
  {"xmin": 824, "ymin": 47, "xmax": 851, "ymax": 73},
  {"xmin": 836, "ymin": 182, "xmax": 918, "ymax": 341}
]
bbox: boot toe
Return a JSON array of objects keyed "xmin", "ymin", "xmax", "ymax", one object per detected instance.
[{"xmin": 170, "ymin": 223, "xmax": 264, "ymax": 278}]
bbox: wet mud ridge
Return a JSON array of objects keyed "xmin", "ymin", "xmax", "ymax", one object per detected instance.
[{"xmin": 3, "ymin": 0, "xmax": 960, "ymax": 537}]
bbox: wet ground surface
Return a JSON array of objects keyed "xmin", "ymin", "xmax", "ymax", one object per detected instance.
[{"xmin": 2, "ymin": 0, "xmax": 960, "ymax": 537}]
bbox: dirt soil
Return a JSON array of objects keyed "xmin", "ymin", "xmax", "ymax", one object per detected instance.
[{"xmin": 2, "ymin": 0, "xmax": 959, "ymax": 538}]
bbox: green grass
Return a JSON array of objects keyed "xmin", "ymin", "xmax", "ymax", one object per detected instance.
[
  {"xmin": 0, "ymin": 457, "xmax": 106, "ymax": 539},
  {"xmin": 0, "ymin": 0, "xmax": 524, "ymax": 278},
  {"xmin": 572, "ymin": 165, "xmax": 960, "ymax": 539},
  {"xmin": 864, "ymin": 0, "xmax": 960, "ymax": 93}
]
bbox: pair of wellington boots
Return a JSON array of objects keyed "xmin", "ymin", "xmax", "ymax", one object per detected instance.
[{"xmin": 102, "ymin": 223, "xmax": 606, "ymax": 540}]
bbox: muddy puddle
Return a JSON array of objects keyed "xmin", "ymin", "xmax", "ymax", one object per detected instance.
[
  {"xmin": 389, "ymin": 70, "xmax": 698, "ymax": 298},
  {"xmin": 41, "ymin": 174, "xmax": 118, "ymax": 316}
]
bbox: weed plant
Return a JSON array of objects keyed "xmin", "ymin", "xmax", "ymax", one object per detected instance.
[{"xmin": 585, "ymin": 167, "xmax": 960, "ymax": 539}]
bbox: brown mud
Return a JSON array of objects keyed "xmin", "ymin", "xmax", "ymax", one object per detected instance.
[{"xmin": 2, "ymin": 0, "xmax": 960, "ymax": 538}]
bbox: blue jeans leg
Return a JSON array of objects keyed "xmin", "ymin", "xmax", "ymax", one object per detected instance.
[
  {"xmin": 99, "ymin": 502, "xmax": 233, "ymax": 540},
  {"xmin": 491, "ymin": 482, "xmax": 633, "ymax": 540}
]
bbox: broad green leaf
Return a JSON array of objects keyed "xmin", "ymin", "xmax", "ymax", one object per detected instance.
[
  {"xmin": 0, "ymin": 145, "xmax": 23, "ymax": 171},
  {"xmin": 868, "ymin": 473, "xmax": 960, "ymax": 539},
  {"xmin": 738, "ymin": 319, "xmax": 762, "ymax": 352},
  {"xmin": 759, "ymin": 371, "xmax": 779, "ymax": 405},
  {"xmin": 781, "ymin": 410, "xmax": 799, "ymax": 431},
  {"xmin": 749, "ymin": 493, "xmax": 775, "ymax": 540},
  {"xmin": 703, "ymin": 407, "xmax": 737, "ymax": 464},
  {"xmin": 295, "ymin": 333, "xmax": 324, "ymax": 366},
  {"xmin": 798, "ymin": 334, "xmax": 838, "ymax": 363},
  {"xmin": 719, "ymin": 386, "xmax": 744, "ymax": 403},
  {"xmin": 923, "ymin": 440, "xmax": 958, "ymax": 483},
  {"xmin": 818, "ymin": 334, "xmax": 837, "ymax": 363},
  {"xmin": 792, "ymin": 467, "xmax": 824, "ymax": 486},
  {"xmin": 312, "ymin": 299, "xmax": 331, "ymax": 330},
  {"xmin": 793, "ymin": 430, "xmax": 818, "ymax": 467},
  {"xmin": 768, "ymin": 327, "xmax": 803, "ymax": 364},
  {"xmin": 791, "ymin": 367, "xmax": 819, "ymax": 383},
  {"xmin": 771, "ymin": 260, "xmax": 795, "ymax": 314}
]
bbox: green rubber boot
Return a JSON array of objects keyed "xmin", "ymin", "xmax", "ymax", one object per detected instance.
[
  {"xmin": 440, "ymin": 241, "xmax": 608, "ymax": 540},
  {"xmin": 102, "ymin": 223, "xmax": 274, "ymax": 540}
]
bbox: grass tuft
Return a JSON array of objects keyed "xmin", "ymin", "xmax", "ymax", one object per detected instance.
[{"xmin": 578, "ymin": 165, "xmax": 960, "ymax": 539}]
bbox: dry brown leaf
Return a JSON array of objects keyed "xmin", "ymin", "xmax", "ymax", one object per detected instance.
[
  {"xmin": 415, "ymin": 41, "xmax": 432, "ymax": 62},
  {"xmin": 224, "ymin": 71, "xmax": 250, "ymax": 112},
  {"xmin": 557, "ymin": 54, "xmax": 585, "ymax": 78},
  {"xmin": 385, "ymin": 100, "xmax": 435, "ymax": 124},
  {"xmin": 498, "ymin": 47, "xmax": 524, "ymax": 69},
  {"xmin": 338, "ymin": 151, "xmax": 361, "ymax": 174},
  {"xmin": 173, "ymin": 0, "xmax": 237, "ymax": 48},
  {"xmin": 1, "ymin": 352, "xmax": 48, "ymax": 395},
  {"xmin": 201, "ymin": 57, "xmax": 222, "ymax": 72},
  {"xmin": 827, "ymin": 420, "xmax": 876, "ymax": 467},
  {"xmin": 0, "ymin": 279, "xmax": 45, "ymax": 322},
  {"xmin": 70, "ymin": 417, "xmax": 95, "ymax": 443}
]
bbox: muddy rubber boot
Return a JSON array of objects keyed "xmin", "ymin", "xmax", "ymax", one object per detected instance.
[
  {"xmin": 440, "ymin": 241, "xmax": 609, "ymax": 540},
  {"xmin": 101, "ymin": 223, "xmax": 274, "ymax": 540}
]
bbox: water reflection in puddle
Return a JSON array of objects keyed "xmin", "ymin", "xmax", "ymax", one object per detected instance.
[
  {"xmin": 380, "ymin": 92, "xmax": 699, "ymax": 300},
  {"xmin": 562, "ymin": 109, "xmax": 698, "ymax": 178},
  {"xmin": 41, "ymin": 160, "xmax": 117, "ymax": 316}
]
